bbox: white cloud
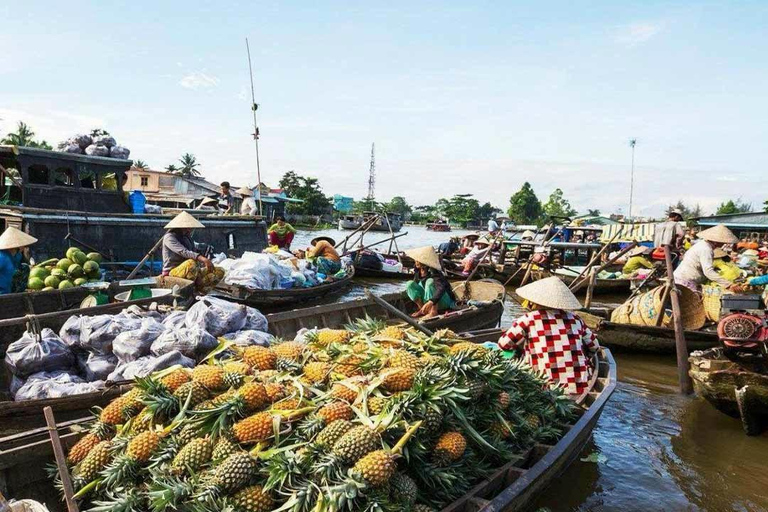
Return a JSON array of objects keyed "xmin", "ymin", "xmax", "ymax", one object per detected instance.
[
  {"xmin": 615, "ymin": 21, "xmax": 664, "ymax": 47},
  {"xmin": 179, "ymin": 71, "xmax": 220, "ymax": 90}
]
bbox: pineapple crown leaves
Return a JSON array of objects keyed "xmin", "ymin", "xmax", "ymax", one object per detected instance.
[
  {"xmin": 272, "ymin": 479, "xmax": 322, "ymax": 512},
  {"xmin": 87, "ymin": 487, "xmax": 147, "ymax": 512},
  {"xmin": 146, "ymin": 470, "xmax": 200, "ymax": 512},
  {"xmin": 445, "ymin": 405, "xmax": 498, "ymax": 455},
  {"xmin": 205, "ymin": 338, "xmax": 237, "ymax": 364}
]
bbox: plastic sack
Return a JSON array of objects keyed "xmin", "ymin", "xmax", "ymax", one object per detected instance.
[
  {"xmin": 84, "ymin": 144, "xmax": 110, "ymax": 157},
  {"xmin": 10, "ymin": 499, "xmax": 52, "ymax": 512},
  {"xmin": 113, "ymin": 318, "xmax": 166, "ymax": 364},
  {"xmin": 109, "ymin": 145, "xmax": 130, "ymax": 159},
  {"xmin": 59, "ymin": 315, "xmax": 83, "ymax": 348},
  {"xmin": 222, "ymin": 252, "xmax": 286, "ymax": 290},
  {"xmin": 163, "ymin": 310, "xmax": 187, "ymax": 330},
  {"xmin": 185, "ymin": 296, "xmax": 247, "ymax": 336},
  {"xmin": 107, "ymin": 351, "xmax": 194, "ymax": 383},
  {"xmin": 93, "ymin": 135, "xmax": 116, "ymax": 148},
  {"xmin": 78, "ymin": 352, "xmax": 118, "ymax": 382},
  {"xmin": 144, "ymin": 204, "xmax": 163, "ymax": 214},
  {"xmin": 151, "ymin": 326, "xmax": 217, "ymax": 359},
  {"xmin": 60, "ymin": 143, "xmax": 83, "ymax": 154},
  {"xmin": 222, "ymin": 329, "xmax": 273, "ymax": 348},
  {"xmin": 71, "ymin": 134, "xmax": 93, "ymax": 149},
  {"xmin": 5, "ymin": 329, "xmax": 75, "ymax": 378},
  {"xmin": 14, "ymin": 370, "xmax": 103, "ymax": 401},
  {"xmin": 243, "ymin": 305, "xmax": 268, "ymax": 332},
  {"xmin": 80, "ymin": 314, "xmax": 142, "ymax": 355}
]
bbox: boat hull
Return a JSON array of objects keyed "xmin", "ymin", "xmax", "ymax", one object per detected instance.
[{"xmin": 592, "ymin": 321, "xmax": 719, "ymax": 354}]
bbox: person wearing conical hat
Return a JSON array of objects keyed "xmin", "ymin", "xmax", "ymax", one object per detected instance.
[
  {"xmin": 674, "ymin": 224, "xmax": 739, "ymax": 292},
  {"xmin": 305, "ymin": 236, "xmax": 341, "ymax": 276},
  {"xmin": 162, "ymin": 211, "xmax": 213, "ymax": 275},
  {"xmin": 654, "ymin": 208, "xmax": 686, "ymax": 256},
  {"xmin": 196, "ymin": 197, "xmax": 218, "ymax": 211},
  {"xmin": 267, "ymin": 216, "xmax": 297, "ymax": 249},
  {"xmin": 237, "ymin": 186, "xmax": 259, "ymax": 216},
  {"xmin": 622, "ymin": 245, "xmax": 654, "ymax": 276},
  {"xmin": 460, "ymin": 238, "xmax": 492, "ymax": 275},
  {"xmin": 0, "ymin": 227, "xmax": 37, "ymax": 294},
  {"xmin": 404, "ymin": 246, "xmax": 456, "ymax": 318},
  {"xmin": 498, "ymin": 277, "xmax": 599, "ymax": 395}
]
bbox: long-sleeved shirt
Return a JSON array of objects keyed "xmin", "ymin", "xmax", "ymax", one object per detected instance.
[
  {"xmin": 623, "ymin": 255, "xmax": 654, "ymax": 274},
  {"xmin": 162, "ymin": 231, "xmax": 199, "ymax": 273},
  {"xmin": 307, "ymin": 240, "xmax": 340, "ymax": 262},
  {"xmin": 673, "ymin": 240, "xmax": 731, "ymax": 288},
  {"xmin": 240, "ymin": 197, "xmax": 257, "ymax": 216},
  {"xmin": 268, "ymin": 222, "xmax": 296, "ymax": 237},
  {"xmin": 654, "ymin": 220, "xmax": 685, "ymax": 249},
  {"xmin": 0, "ymin": 249, "xmax": 22, "ymax": 294}
]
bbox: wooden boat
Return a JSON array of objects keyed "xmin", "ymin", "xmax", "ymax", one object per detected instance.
[
  {"xmin": 0, "ymin": 330, "xmax": 616, "ymax": 512},
  {"xmin": 553, "ymin": 267, "xmax": 634, "ymax": 294},
  {"xmin": 689, "ymin": 348, "xmax": 768, "ymax": 435},
  {"xmin": 353, "ymin": 266, "xmax": 414, "ymax": 280},
  {"xmin": 581, "ymin": 309, "xmax": 719, "ymax": 354},
  {"xmin": 212, "ymin": 267, "xmax": 356, "ymax": 310},
  {"xmin": 426, "ymin": 222, "xmax": 451, "ymax": 232}
]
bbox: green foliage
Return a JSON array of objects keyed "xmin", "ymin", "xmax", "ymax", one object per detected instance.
[
  {"xmin": 666, "ymin": 200, "xmax": 702, "ymax": 220},
  {"xmin": 507, "ymin": 182, "xmax": 543, "ymax": 224},
  {"xmin": 716, "ymin": 199, "xmax": 751, "ymax": 215},
  {"xmin": 435, "ymin": 195, "xmax": 482, "ymax": 227},
  {"xmin": 542, "ymin": 188, "xmax": 577, "ymax": 218},
  {"xmin": 165, "ymin": 164, "xmax": 179, "ymax": 174},
  {"xmin": 90, "ymin": 128, "xmax": 111, "ymax": 138},
  {"xmin": 177, "ymin": 153, "xmax": 201, "ymax": 177},
  {"xmin": 352, "ymin": 197, "xmax": 382, "ymax": 213},
  {"xmin": 1, "ymin": 121, "xmax": 52, "ymax": 149},
  {"xmin": 278, "ymin": 171, "xmax": 332, "ymax": 215},
  {"xmin": 586, "ymin": 208, "xmax": 601, "ymax": 216},
  {"xmin": 133, "ymin": 160, "xmax": 149, "ymax": 170},
  {"xmin": 385, "ymin": 196, "xmax": 412, "ymax": 217}
]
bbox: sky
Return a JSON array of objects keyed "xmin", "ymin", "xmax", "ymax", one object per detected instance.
[{"xmin": 2, "ymin": 1, "xmax": 768, "ymax": 218}]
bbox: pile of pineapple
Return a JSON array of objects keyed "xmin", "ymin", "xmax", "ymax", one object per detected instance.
[{"xmin": 59, "ymin": 318, "xmax": 575, "ymax": 512}]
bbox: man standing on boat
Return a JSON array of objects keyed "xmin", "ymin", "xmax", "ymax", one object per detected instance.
[
  {"xmin": 674, "ymin": 224, "xmax": 739, "ymax": 292},
  {"xmin": 218, "ymin": 181, "xmax": 234, "ymax": 214},
  {"xmin": 0, "ymin": 227, "xmax": 37, "ymax": 295},
  {"xmin": 654, "ymin": 209, "xmax": 686, "ymax": 262},
  {"xmin": 487, "ymin": 217, "xmax": 500, "ymax": 235}
]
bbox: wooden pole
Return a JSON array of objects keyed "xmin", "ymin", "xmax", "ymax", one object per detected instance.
[
  {"xmin": 584, "ymin": 267, "xmax": 597, "ymax": 309},
  {"xmin": 568, "ymin": 229, "xmax": 622, "ymax": 288},
  {"xmin": 383, "ymin": 212, "xmax": 402, "ymax": 264},
  {"xmin": 44, "ymin": 407, "xmax": 80, "ymax": 512},
  {"xmin": 570, "ymin": 242, "xmax": 637, "ymax": 293},
  {"xmin": 336, "ymin": 215, "xmax": 378, "ymax": 251},
  {"xmin": 340, "ymin": 232, "xmax": 408, "ymax": 257},
  {"xmin": 365, "ymin": 289, "xmax": 434, "ymax": 336},
  {"xmin": 127, "ymin": 235, "xmax": 164, "ymax": 280},
  {"xmin": 663, "ymin": 245, "xmax": 693, "ymax": 394},
  {"xmin": 463, "ymin": 232, "xmax": 504, "ymax": 284},
  {"xmin": 654, "ymin": 283, "xmax": 672, "ymax": 327}
]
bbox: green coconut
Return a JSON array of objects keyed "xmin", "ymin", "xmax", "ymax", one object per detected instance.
[
  {"xmin": 51, "ymin": 268, "xmax": 66, "ymax": 278},
  {"xmin": 67, "ymin": 264, "xmax": 84, "ymax": 278},
  {"xmin": 58, "ymin": 280, "xmax": 74, "ymax": 290},
  {"xmin": 27, "ymin": 277, "xmax": 45, "ymax": 291},
  {"xmin": 57, "ymin": 258, "xmax": 74, "ymax": 271},
  {"xmin": 73, "ymin": 278, "xmax": 87, "ymax": 286},
  {"xmin": 29, "ymin": 267, "xmax": 49, "ymax": 280},
  {"xmin": 44, "ymin": 275, "xmax": 61, "ymax": 289},
  {"xmin": 65, "ymin": 247, "xmax": 80, "ymax": 261},
  {"xmin": 72, "ymin": 251, "xmax": 88, "ymax": 265},
  {"xmin": 86, "ymin": 252, "xmax": 103, "ymax": 263},
  {"xmin": 83, "ymin": 261, "xmax": 100, "ymax": 274},
  {"xmin": 42, "ymin": 286, "xmax": 55, "ymax": 292}
]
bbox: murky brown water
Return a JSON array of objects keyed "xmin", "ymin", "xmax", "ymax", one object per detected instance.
[{"xmin": 296, "ymin": 226, "xmax": 768, "ymax": 512}]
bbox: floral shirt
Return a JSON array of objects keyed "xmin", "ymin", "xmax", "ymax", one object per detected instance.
[{"xmin": 498, "ymin": 309, "xmax": 599, "ymax": 395}]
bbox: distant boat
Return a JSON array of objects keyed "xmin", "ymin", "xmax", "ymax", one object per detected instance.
[
  {"xmin": 338, "ymin": 212, "xmax": 402, "ymax": 232},
  {"xmin": 426, "ymin": 221, "xmax": 451, "ymax": 232}
]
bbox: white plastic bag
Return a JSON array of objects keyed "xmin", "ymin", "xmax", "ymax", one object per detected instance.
[
  {"xmin": 14, "ymin": 370, "xmax": 103, "ymax": 401},
  {"xmin": 78, "ymin": 352, "xmax": 117, "ymax": 382},
  {"xmin": 107, "ymin": 351, "xmax": 194, "ymax": 383},
  {"xmin": 185, "ymin": 296, "xmax": 247, "ymax": 336},
  {"xmin": 222, "ymin": 329, "xmax": 273, "ymax": 347},
  {"xmin": 59, "ymin": 315, "xmax": 83, "ymax": 348},
  {"xmin": 113, "ymin": 318, "xmax": 166, "ymax": 364},
  {"xmin": 150, "ymin": 326, "xmax": 217, "ymax": 359},
  {"xmin": 5, "ymin": 329, "xmax": 75, "ymax": 378}
]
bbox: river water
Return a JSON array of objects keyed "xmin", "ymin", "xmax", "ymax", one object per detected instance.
[{"xmin": 294, "ymin": 225, "xmax": 768, "ymax": 512}]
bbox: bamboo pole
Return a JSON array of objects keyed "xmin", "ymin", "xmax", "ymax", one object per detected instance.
[
  {"xmin": 570, "ymin": 242, "xmax": 638, "ymax": 293},
  {"xmin": 383, "ymin": 212, "xmax": 402, "ymax": 264},
  {"xmin": 341, "ymin": 232, "xmax": 408, "ymax": 257},
  {"xmin": 127, "ymin": 235, "xmax": 164, "ymax": 280},
  {"xmin": 336, "ymin": 215, "xmax": 379, "ymax": 251},
  {"xmin": 463, "ymin": 232, "xmax": 504, "ymax": 284},
  {"xmin": 44, "ymin": 407, "xmax": 80, "ymax": 512},
  {"xmin": 584, "ymin": 268, "xmax": 597, "ymax": 309},
  {"xmin": 568, "ymin": 228, "xmax": 622, "ymax": 288},
  {"xmin": 365, "ymin": 289, "xmax": 434, "ymax": 336},
  {"xmin": 654, "ymin": 283, "xmax": 672, "ymax": 327},
  {"xmin": 664, "ymin": 245, "xmax": 692, "ymax": 394}
]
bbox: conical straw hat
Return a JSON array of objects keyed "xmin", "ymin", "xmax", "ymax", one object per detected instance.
[
  {"xmin": 0, "ymin": 227, "xmax": 37, "ymax": 250},
  {"xmin": 200, "ymin": 197, "xmax": 217, "ymax": 206},
  {"xmin": 697, "ymin": 224, "xmax": 738, "ymax": 244},
  {"xmin": 236, "ymin": 186, "xmax": 253, "ymax": 197},
  {"xmin": 516, "ymin": 276, "xmax": 582, "ymax": 310},
  {"xmin": 628, "ymin": 245, "xmax": 651, "ymax": 257},
  {"xmin": 405, "ymin": 246, "xmax": 442, "ymax": 271},
  {"xmin": 521, "ymin": 230, "xmax": 536, "ymax": 239},
  {"xmin": 164, "ymin": 211, "xmax": 205, "ymax": 230}
]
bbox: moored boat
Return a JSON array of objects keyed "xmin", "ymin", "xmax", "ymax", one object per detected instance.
[
  {"xmin": 689, "ymin": 348, "xmax": 768, "ymax": 435},
  {"xmin": 553, "ymin": 266, "xmax": 635, "ymax": 294},
  {"xmin": 426, "ymin": 221, "xmax": 451, "ymax": 232}
]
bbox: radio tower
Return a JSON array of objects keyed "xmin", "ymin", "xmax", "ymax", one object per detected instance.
[{"xmin": 366, "ymin": 143, "xmax": 376, "ymax": 203}]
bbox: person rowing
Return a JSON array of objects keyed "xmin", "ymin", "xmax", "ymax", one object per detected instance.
[{"xmin": 404, "ymin": 246, "xmax": 456, "ymax": 319}]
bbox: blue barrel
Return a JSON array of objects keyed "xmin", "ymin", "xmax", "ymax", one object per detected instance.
[{"xmin": 129, "ymin": 190, "xmax": 146, "ymax": 214}]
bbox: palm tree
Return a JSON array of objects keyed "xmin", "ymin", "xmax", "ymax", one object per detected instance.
[
  {"xmin": 90, "ymin": 128, "xmax": 110, "ymax": 138},
  {"xmin": 587, "ymin": 209, "xmax": 601, "ymax": 216},
  {"xmin": 134, "ymin": 160, "xmax": 149, "ymax": 170},
  {"xmin": 1, "ymin": 121, "xmax": 52, "ymax": 149},
  {"xmin": 165, "ymin": 164, "xmax": 180, "ymax": 174},
  {"xmin": 177, "ymin": 153, "xmax": 201, "ymax": 177}
]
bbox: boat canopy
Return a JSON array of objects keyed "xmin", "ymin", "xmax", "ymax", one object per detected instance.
[{"xmin": 600, "ymin": 222, "xmax": 656, "ymax": 243}]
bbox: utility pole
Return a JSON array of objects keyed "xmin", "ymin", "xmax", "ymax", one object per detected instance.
[
  {"xmin": 366, "ymin": 143, "xmax": 376, "ymax": 206},
  {"xmin": 245, "ymin": 37, "xmax": 263, "ymax": 216},
  {"xmin": 628, "ymin": 138, "xmax": 637, "ymax": 221}
]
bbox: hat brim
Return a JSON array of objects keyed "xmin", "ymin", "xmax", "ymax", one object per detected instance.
[
  {"xmin": 0, "ymin": 227, "xmax": 38, "ymax": 250},
  {"xmin": 404, "ymin": 246, "xmax": 443, "ymax": 271},
  {"xmin": 516, "ymin": 276, "xmax": 582, "ymax": 310},
  {"xmin": 311, "ymin": 236, "xmax": 336, "ymax": 246},
  {"xmin": 165, "ymin": 212, "xmax": 206, "ymax": 229}
]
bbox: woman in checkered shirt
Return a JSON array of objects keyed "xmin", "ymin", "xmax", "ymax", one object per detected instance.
[{"xmin": 498, "ymin": 277, "xmax": 600, "ymax": 395}]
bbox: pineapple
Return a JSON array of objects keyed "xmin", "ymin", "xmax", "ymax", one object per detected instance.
[
  {"xmin": 223, "ymin": 361, "xmax": 252, "ymax": 388},
  {"xmin": 67, "ymin": 433, "xmax": 101, "ymax": 465},
  {"xmin": 233, "ymin": 412, "xmax": 274, "ymax": 444},
  {"xmin": 272, "ymin": 397, "xmax": 302, "ymax": 411},
  {"xmin": 243, "ymin": 346, "xmax": 277, "ymax": 371},
  {"xmin": 237, "ymin": 382, "xmax": 269, "ymax": 412},
  {"xmin": 497, "ymin": 391, "xmax": 510, "ymax": 410},
  {"xmin": 317, "ymin": 402, "xmax": 353, "ymax": 424},
  {"xmin": 449, "ymin": 342, "xmax": 487, "ymax": 356},
  {"xmin": 271, "ymin": 341, "xmax": 305, "ymax": 361},
  {"xmin": 231, "ymin": 484, "xmax": 274, "ymax": 512},
  {"xmin": 255, "ymin": 369, "xmax": 280, "ymax": 382},
  {"xmin": 99, "ymin": 396, "xmax": 128, "ymax": 425},
  {"xmin": 367, "ymin": 396, "xmax": 388, "ymax": 416},
  {"xmin": 353, "ymin": 449, "xmax": 396, "ymax": 487},
  {"xmin": 127, "ymin": 430, "xmax": 163, "ymax": 463},
  {"xmin": 176, "ymin": 423, "xmax": 204, "ymax": 445},
  {"xmin": 193, "ymin": 365, "xmax": 227, "ymax": 392},
  {"xmin": 490, "ymin": 421, "xmax": 512, "ymax": 439},
  {"xmin": 212, "ymin": 436, "xmax": 241, "ymax": 463},
  {"xmin": 200, "ymin": 452, "xmax": 259, "ymax": 497},
  {"xmin": 379, "ymin": 325, "xmax": 406, "ymax": 340},
  {"xmin": 332, "ymin": 426, "xmax": 380, "ymax": 464},
  {"xmin": 525, "ymin": 413, "xmax": 541, "ymax": 430},
  {"xmin": 160, "ymin": 369, "xmax": 190, "ymax": 392},
  {"xmin": 433, "ymin": 432, "xmax": 466, "ymax": 464},
  {"xmin": 315, "ymin": 420, "xmax": 353, "ymax": 447},
  {"xmin": 72, "ymin": 440, "xmax": 113, "ymax": 485},
  {"xmin": 390, "ymin": 472, "xmax": 419, "ymax": 505},
  {"xmin": 434, "ymin": 328, "xmax": 458, "ymax": 340},
  {"xmin": 315, "ymin": 329, "xmax": 352, "ymax": 346},
  {"xmin": 465, "ymin": 379, "xmax": 487, "ymax": 400},
  {"xmin": 419, "ymin": 407, "xmax": 443, "ymax": 434},
  {"xmin": 380, "ymin": 367, "xmax": 416, "ymax": 392},
  {"xmin": 303, "ymin": 361, "xmax": 332, "ymax": 384},
  {"xmin": 264, "ymin": 382, "xmax": 287, "ymax": 402},
  {"xmin": 388, "ymin": 350, "xmax": 421, "ymax": 370},
  {"xmin": 171, "ymin": 436, "xmax": 213, "ymax": 474},
  {"xmin": 330, "ymin": 382, "xmax": 358, "ymax": 403},
  {"xmin": 173, "ymin": 380, "xmax": 210, "ymax": 408}
]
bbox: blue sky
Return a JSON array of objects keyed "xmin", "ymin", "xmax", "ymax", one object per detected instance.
[{"xmin": 2, "ymin": 1, "xmax": 768, "ymax": 217}]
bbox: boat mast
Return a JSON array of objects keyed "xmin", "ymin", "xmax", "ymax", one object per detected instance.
[
  {"xmin": 366, "ymin": 143, "xmax": 375, "ymax": 206},
  {"xmin": 245, "ymin": 37, "xmax": 263, "ymax": 216}
]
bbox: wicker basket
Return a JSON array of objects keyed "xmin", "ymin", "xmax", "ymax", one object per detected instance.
[
  {"xmin": 452, "ymin": 279, "xmax": 505, "ymax": 303},
  {"xmin": 702, "ymin": 285, "xmax": 726, "ymax": 323},
  {"xmin": 610, "ymin": 285, "xmax": 706, "ymax": 330}
]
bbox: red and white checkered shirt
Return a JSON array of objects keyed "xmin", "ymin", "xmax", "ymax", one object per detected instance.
[{"xmin": 498, "ymin": 309, "xmax": 599, "ymax": 395}]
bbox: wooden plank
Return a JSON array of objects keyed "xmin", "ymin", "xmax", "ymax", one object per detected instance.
[{"xmin": 44, "ymin": 407, "xmax": 79, "ymax": 512}]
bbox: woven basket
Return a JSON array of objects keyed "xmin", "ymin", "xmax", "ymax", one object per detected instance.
[
  {"xmin": 610, "ymin": 285, "xmax": 706, "ymax": 330},
  {"xmin": 702, "ymin": 285, "xmax": 726, "ymax": 323},
  {"xmin": 452, "ymin": 279, "xmax": 505, "ymax": 302}
]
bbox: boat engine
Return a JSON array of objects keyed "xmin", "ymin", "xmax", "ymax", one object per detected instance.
[{"xmin": 717, "ymin": 293, "xmax": 768, "ymax": 360}]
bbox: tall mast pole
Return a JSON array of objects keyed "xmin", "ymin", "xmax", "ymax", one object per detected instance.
[
  {"xmin": 628, "ymin": 138, "xmax": 637, "ymax": 221},
  {"xmin": 367, "ymin": 143, "xmax": 376, "ymax": 205},
  {"xmin": 245, "ymin": 37, "xmax": 263, "ymax": 216}
]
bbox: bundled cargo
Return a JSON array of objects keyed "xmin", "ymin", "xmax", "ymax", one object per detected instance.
[
  {"xmin": 56, "ymin": 132, "xmax": 130, "ymax": 159},
  {"xmin": 58, "ymin": 318, "xmax": 575, "ymax": 511}
]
